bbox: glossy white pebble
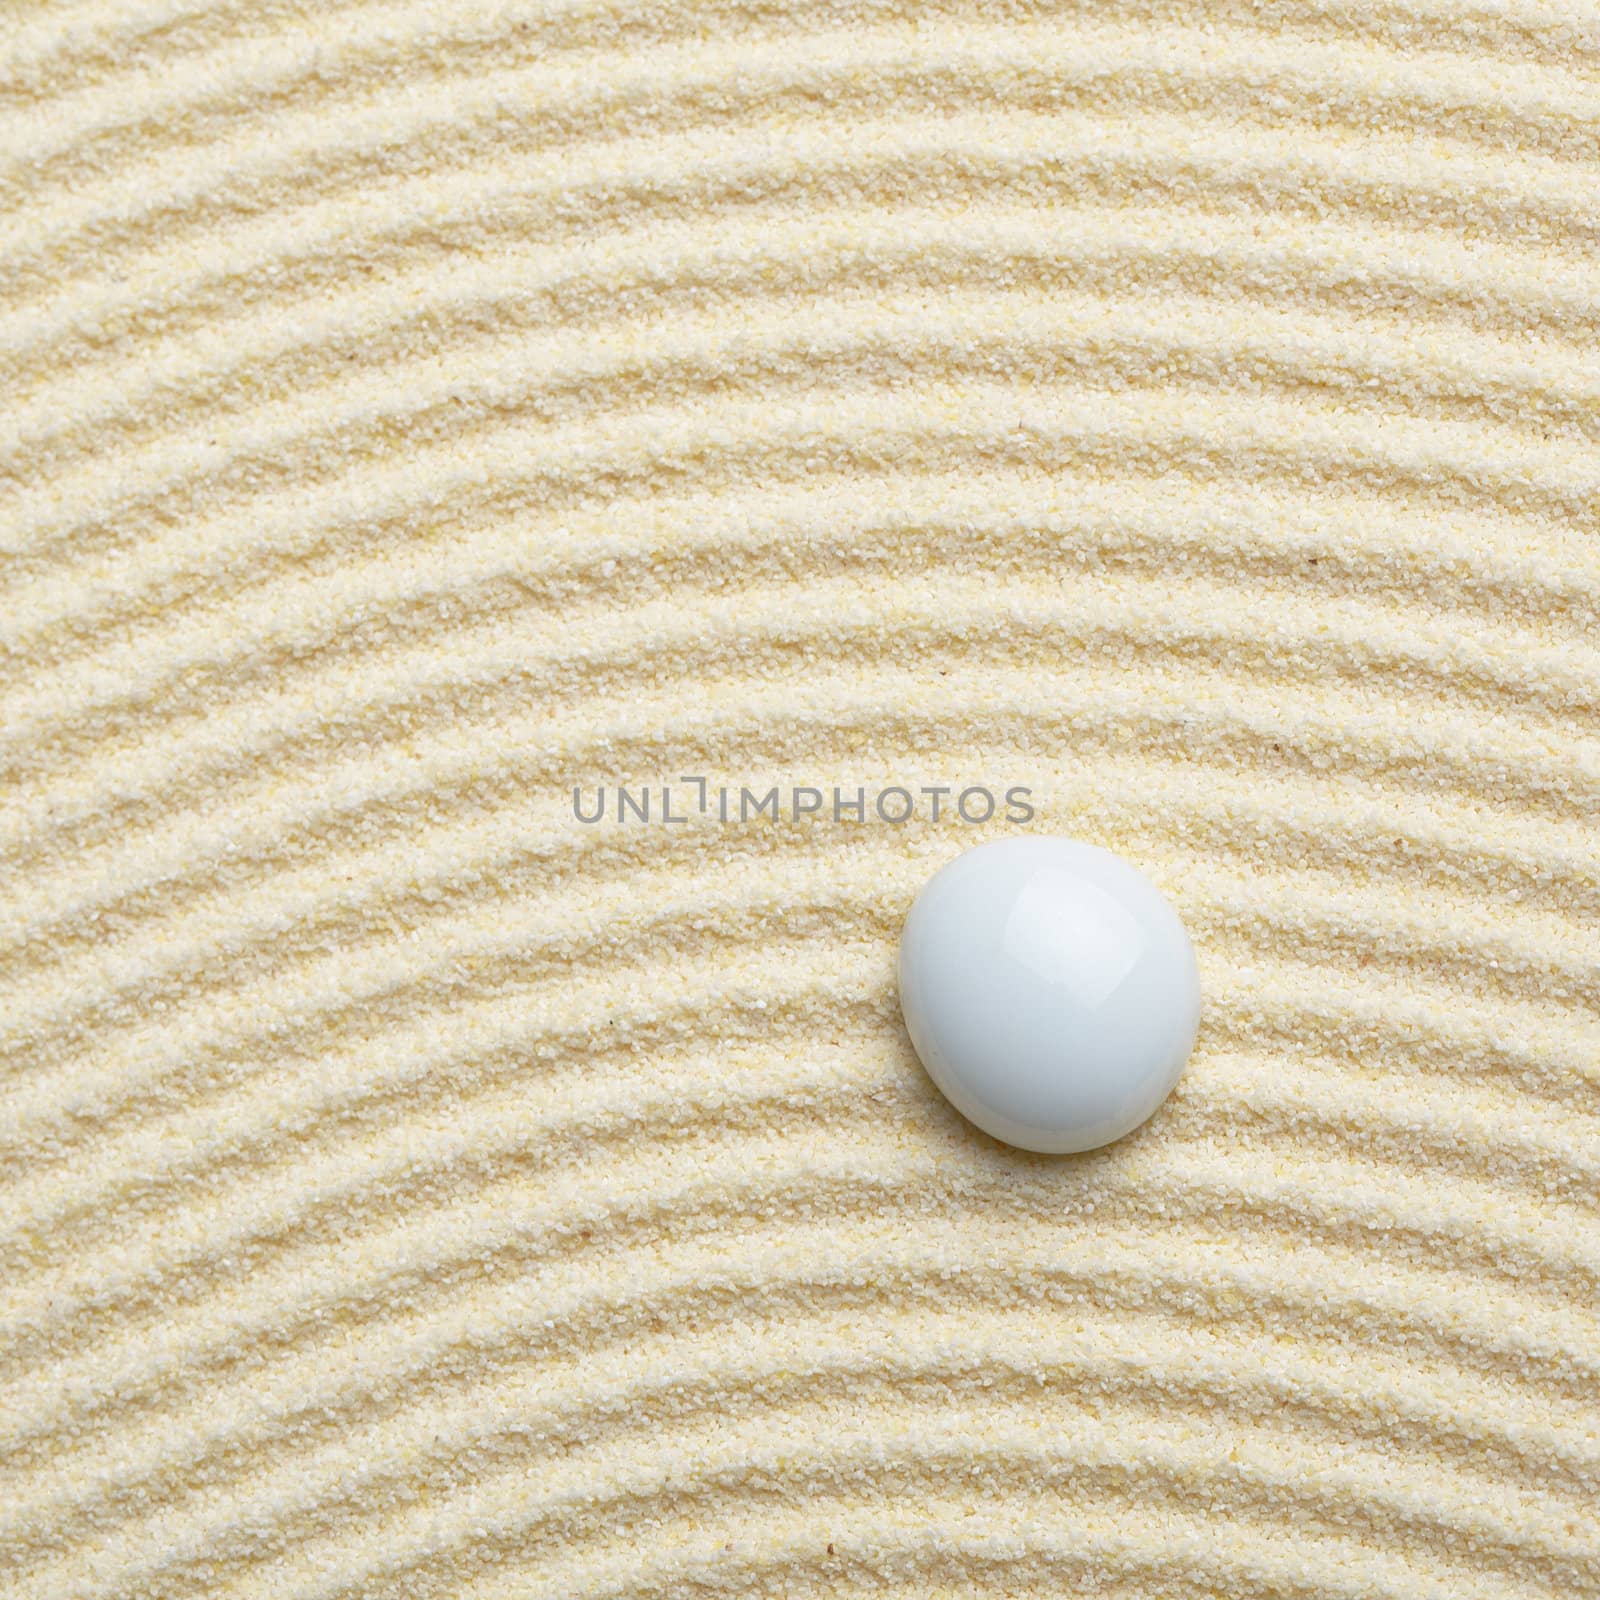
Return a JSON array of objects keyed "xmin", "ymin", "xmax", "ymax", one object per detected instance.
[{"xmin": 898, "ymin": 836, "xmax": 1200, "ymax": 1153}]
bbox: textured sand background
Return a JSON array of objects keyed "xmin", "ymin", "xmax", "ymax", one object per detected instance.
[{"xmin": 4, "ymin": 1, "xmax": 1600, "ymax": 1596}]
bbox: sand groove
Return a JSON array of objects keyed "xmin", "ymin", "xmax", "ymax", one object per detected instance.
[{"xmin": 3, "ymin": 1, "xmax": 1598, "ymax": 1595}]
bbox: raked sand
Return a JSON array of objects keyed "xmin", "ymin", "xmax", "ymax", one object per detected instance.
[{"xmin": 2, "ymin": 2, "xmax": 1599, "ymax": 1596}]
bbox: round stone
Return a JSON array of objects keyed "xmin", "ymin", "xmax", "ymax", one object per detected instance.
[{"xmin": 897, "ymin": 836, "xmax": 1200, "ymax": 1153}]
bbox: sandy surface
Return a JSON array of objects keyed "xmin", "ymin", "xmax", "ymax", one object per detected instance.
[{"xmin": 3, "ymin": 2, "xmax": 1599, "ymax": 1595}]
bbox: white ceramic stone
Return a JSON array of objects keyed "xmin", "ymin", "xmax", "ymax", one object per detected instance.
[{"xmin": 897, "ymin": 836, "xmax": 1200, "ymax": 1153}]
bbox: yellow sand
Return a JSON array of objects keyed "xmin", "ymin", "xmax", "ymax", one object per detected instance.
[{"xmin": 3, "ymin": 2, "xmax": 1599, "ymax": 1595}]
